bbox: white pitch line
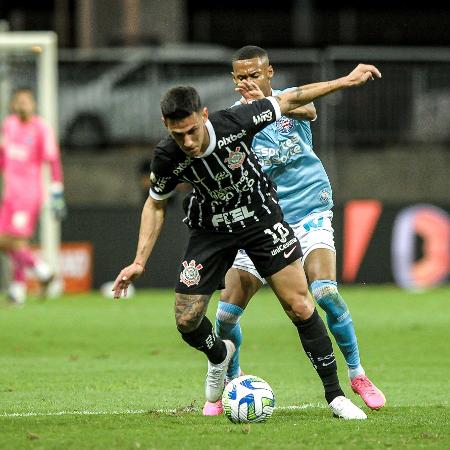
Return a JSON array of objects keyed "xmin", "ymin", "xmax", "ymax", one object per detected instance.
[
  {"xmin": 279, "ymin": 403, "xmax": 325, "ymax": 410},
  {"xmin": 0, "ymin": 404, "xmax": 325, "ymax": 418}
]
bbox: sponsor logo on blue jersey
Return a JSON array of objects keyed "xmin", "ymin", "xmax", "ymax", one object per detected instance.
[
  {"xmin": 257, "ymin": 135, "xmax": 302, "ymax": 166},
  {"xmin": 303, "ymin": 216, "xmax": 324, "ymax": 232}
]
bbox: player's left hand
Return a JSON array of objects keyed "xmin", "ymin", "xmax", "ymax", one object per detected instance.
[
  {"xmin": 51, "ymin": 191, "xmax": 67, "ymax": 220},
  {"xmin": 112, "ymin": 262, "xmax": 144, "ymax": 299},
  {"xmin": 235, "ymin": 80, "xmax": 265, "ymax": 103}
]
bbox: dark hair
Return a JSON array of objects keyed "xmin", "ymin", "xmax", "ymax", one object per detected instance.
[
  {"xmin": 160, "ymin": 86, "xmax": 202, "ymax": 120},
  {"xmin": 232, "ymin": 45, "xmax": 269, "ymax": 63}
]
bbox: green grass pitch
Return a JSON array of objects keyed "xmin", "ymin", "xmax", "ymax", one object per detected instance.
[{"xmin": 1, "ymin": 285, "xmax": 449, "ymax": 449}]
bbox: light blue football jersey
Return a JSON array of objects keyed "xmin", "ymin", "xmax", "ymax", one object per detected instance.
[{"xmin": 233, "ymin": 87, "xmax": 333, "ymax": 224}]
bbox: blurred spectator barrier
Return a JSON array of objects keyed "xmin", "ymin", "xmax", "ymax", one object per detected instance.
[
  {"xmin": 343, "ymin": 201, "xmax": 450, "ymax": 291},
  {"xmin": 59, "ymin": 201, "xmax": 449, "ymax": 290},
  {"xmin": 27, "ymin": 241, "xmax": 93, "ymax": 294}
]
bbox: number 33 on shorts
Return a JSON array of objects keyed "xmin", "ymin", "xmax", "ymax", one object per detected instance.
[
  {"xmin": 263, "ymin": 222, "xmax": 299, "ymax": 259},
  {"xmin": 264, "ymin": 222, "xmax": 290, "ymax": 244}
]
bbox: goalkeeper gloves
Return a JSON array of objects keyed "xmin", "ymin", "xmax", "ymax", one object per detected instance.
[{"xmin": 51, "ymin": 183, "xmax": 67, "ymax": 220}]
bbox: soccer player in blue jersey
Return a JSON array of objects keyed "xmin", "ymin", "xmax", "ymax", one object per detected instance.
[{"xmin": 203, "ymin": 46, "xmax": 385, "ymax": 416}]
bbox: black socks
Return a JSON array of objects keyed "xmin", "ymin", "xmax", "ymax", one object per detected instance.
[
  {"xmin": 179, "ymin": 316, "xmax": 226, "ymax": 364},
  {"xmin": 294, "ymin": 309, "xmax": 344, "ymax": 403}
]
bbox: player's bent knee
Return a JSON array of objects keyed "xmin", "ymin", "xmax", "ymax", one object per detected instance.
[
  {"xmin": 290, "ymin": 303, "xmax": 315, "ymax": 321},
  {"xmin": 283, "ymin": 293, "xmax": 315, "ymax": 321}
]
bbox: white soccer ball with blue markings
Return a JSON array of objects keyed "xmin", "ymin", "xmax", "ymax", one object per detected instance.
[{"xmin": 222, "ymin": 375, "xmax": 275, "ymax": 423}]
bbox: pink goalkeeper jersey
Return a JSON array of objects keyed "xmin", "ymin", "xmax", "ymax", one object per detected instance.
[{"xmin": 0, "ymin": 114, "xmax": 63, "ymax": 208}]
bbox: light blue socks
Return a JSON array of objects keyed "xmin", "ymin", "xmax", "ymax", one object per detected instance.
[
  {"xmin": 215, "ymin": 301, "xmax": 244, "ymax": 379},
  {"xmin": 310, "ymin": 280, "xmax": 364, "ymax": 379}
]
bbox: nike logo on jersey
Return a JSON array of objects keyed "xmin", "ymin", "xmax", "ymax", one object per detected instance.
[{"xmin": 283, "ymin": 245, "xmax": 297, "ymax": 259}]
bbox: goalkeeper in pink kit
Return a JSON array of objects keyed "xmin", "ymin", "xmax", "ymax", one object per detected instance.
[{"xmin": 0, "ymin": 88, "xmax": 66, "ymax": 305}]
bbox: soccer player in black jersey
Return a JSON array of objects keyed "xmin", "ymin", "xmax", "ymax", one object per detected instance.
[{"xmin": 112, "ymin": 63, "xmax": 381, "ymax": 419}]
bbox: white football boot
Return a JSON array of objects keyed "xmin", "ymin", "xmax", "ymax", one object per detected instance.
[
  {"xmin": 205, "ymin": 340, "xmax": 235, "ymax": 402},
  {"xmin": 329, "ymin": 396, "xmax": 367, "ymax": 420},
  {"xmin": 7, "ymin": 282, "xmax": 26, "ymax": 306},
  {"xmin": 35, "ymin": 260, "xmax": 55, "ymax": 298}
]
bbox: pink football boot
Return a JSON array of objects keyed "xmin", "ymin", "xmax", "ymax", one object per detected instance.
[
  {"xmin": 351, "ymin": 375, "xmax": 386, "ymax": 410},
  {"xmin": 202, "ymin": 399, "xmax": 223, "ymax": 416}
]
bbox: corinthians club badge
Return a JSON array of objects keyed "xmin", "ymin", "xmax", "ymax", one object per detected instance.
[
  {"xmin": 180, "ymin": 260, "xmax": 204, "ymax": 287},
  {"xmin": 225, "ymin": 148, "xmax": 246, "ymax": 170}
]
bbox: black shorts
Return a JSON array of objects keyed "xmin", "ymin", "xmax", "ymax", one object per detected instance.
[{"xmin": 175, "ymin": 214, "xmax": 302, "ymax": 294}]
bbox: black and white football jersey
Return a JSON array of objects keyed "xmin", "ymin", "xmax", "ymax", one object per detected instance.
[{"xmin": 150, "ymin": 97, "xmax": 283, "ymax": 232}]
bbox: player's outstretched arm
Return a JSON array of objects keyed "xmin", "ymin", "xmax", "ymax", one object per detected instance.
[
  {"xmin": 285, "ymin": 102, "xmax": 317, "ymax": 121},
  {"xmin": 112, "ymin": 196, "xmax": 167, "ymax": 298},
  {"xmin": 277, "ymin": 63, "xmax": 381, "ymax": 114},
  {"xmin": 235, "ymin": 82, "xmax": 316, "ymax": 121},
  {"xmin": 237, "ymin": 63, "xmax": 381, "ymax": 116}
]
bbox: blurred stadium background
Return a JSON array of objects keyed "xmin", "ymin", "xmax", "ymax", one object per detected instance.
[{"xmin": 0, "ymin": 1, "xmax": 448, "ymax": 295}]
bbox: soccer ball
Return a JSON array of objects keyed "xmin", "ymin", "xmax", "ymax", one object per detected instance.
[{"xmin": 222, "ymin": 375, "xmax": 275, "ymax": 423}]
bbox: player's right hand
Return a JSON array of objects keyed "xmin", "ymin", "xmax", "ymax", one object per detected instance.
[
  {"xmin": 345, "ymin": 64, "xmax": 382, "ymax": 87},
  {"xmin": 112, "ymin": 262, "xmax": 144, "ymax": 299},
  {"xmin": 235, "ymin": 80, "xmax": 265, "ymax": 102}
]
